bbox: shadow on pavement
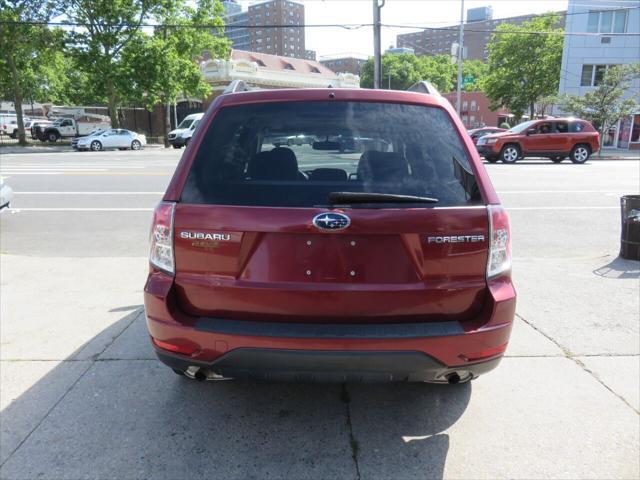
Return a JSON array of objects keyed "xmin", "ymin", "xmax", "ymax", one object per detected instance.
[
  {"xmin": 0, "ymin": 307, "xmax": 471, "ymax": 480},
  {"xmin": 593, "ymin": 256, "xmax": 640, "ymax": 279}
]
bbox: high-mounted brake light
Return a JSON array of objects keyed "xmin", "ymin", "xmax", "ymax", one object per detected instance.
[
  {"xmin": 487, "ymin": 205, "xmax": 511, "ymax": 279},
  {"xmin": 149, "ymin": 201, "xmax": 175, "ymax": 275}
]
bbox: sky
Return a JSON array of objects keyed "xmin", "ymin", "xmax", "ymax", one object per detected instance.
[{"xmin": 239, "ymin": 0, "xmax": 569, "ymax": 58}]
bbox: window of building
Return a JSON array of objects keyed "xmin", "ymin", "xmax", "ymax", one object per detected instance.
[
  {"xmin": 462, "ymin": 101, "xmax": 468, "ymax": 111},
  {"xmin": 587, "ymin": 9, "xmax": 627, "ymax": 33},
  {"xmin": 470, "ymin": 100, "xmax": 477, "ymax": 111},
  {"xmin": 581, "ymin": 64, "xmax": 616, "ymax": 86}
]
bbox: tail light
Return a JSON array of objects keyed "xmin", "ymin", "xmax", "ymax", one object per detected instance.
[
  {"xmin": 487, "ymin": 205, "xmax": 511, "ymax": 279},
  {"xmin": 149, "ymin": 201, "xmax": 175, "ymax": 275}
]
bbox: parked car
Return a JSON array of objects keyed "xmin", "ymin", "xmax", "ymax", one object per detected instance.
[
  {"xmin": 30, "ymin": 119, "xmax": 53, "ymax": 139},
  {"xmin": 34, "ymin": 116, "xmax": 111, "ymax": 142},
  {"xmin": 0, "ymin": 179, "xmax": 13, "ymax": 209},
  {"xmin": 468, "ymin": 127, "xmax": 506, "ymax": 145},
  {"xmin": 173, "ymin": 118, "xmax": 201, "ymax": 148},
  {"xmin": 0, "ymin": 114, "xmax": 17, "ymax": 135},
  {"xmin": 145, "ymin": 83, "xmax": 515, "ymax": 384},
  {"xmin": 71, "ymin": 129, "xmax": 107, "ymax": 150},
  {"xmin": 476, "ymin": 118, "xmax": 599, "ymax": 164},
  {"xmin": 76, "ymin": 129, "xmax": 146, "ymax": 151},
  {"xmin": 168, "ymin": 113, "xmax": 204, "ymax": 148}
]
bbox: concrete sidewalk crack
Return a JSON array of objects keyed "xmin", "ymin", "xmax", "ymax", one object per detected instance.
[
  {"xmin": 0, "ymin": 308, "xmax": 144, "ymax": 468},
  {"xmin": 516, "ymin": 313, "xmax": 640, "ymax": 415},
  {"xmin": 341, "ymin": 384, "xmax": 361, "ymax": 480}
]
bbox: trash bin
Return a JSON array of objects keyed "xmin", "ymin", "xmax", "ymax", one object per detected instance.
[{"xmin": 620, "ymin": 195, "xmax": 640, "ymax": 261}]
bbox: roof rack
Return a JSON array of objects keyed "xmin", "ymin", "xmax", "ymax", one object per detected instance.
[
  {"xmin": 222, "ymin": 80, "xmax": 251, "ymax": 94},
  {"xmin": 407, "ymin": 81, "xmax": 441, "ymax": 97}
]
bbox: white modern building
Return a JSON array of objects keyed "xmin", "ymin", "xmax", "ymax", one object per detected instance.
[{"xmin": 557, "ymin": 0, "xmax": 640, "ymax": 150}]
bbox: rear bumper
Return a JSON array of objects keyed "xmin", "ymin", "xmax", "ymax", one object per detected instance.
[
  {"xmin": 144, "ymin": 271, "xmax": 516, "ymax": 382},
  {"xmin": 155, "ymin": 347, "xmax": 502, "ymax": 383}
]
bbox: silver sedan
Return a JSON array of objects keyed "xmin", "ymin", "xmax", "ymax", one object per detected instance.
[{"xmin": 76, "ymin": 129, "xmax": 147, "ymax": 151}]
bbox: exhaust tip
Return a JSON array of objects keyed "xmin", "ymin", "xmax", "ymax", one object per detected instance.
[
  {"xmin": 194, "ymin": 370, "xmax": 207, "ymax": 381},
  {"xmin": 446, "ymin": 372, "xmax": 461, "ymax": 384}
]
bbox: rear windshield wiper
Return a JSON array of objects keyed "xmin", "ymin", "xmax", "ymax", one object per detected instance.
[{"xmin": 328, "ymin": 192, "xmax": 439, "ymax": 204}]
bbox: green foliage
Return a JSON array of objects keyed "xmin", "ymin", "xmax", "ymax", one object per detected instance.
[
  {"xmin": 460, "ymin": 60, "xmax": 488, "ymax": 92},
  {"xmin": 360, "ymin": 53, "xmax": 456, "ymax": 93},
  {"xmin": 360, "ymin": 53, "xmax": 488, "ymax": 94},
  {"xmin": 559, "ymin": 64, "xmax": 640, "ymax": 152},
  {"xmin": 0, "ymin": 0, "xmax": 63, "ymax": 143},
  {"xmin": 499, "ymin": 122, "xmax": 510, "ymax": 129},
  {"xmin": 121, "ymin": 0, "xmax": 230, "ymax": 110},
  {"xmin": 62, "ymin": 0, "xmax": 166, "ymax": 126},
  {"xmin": 481, "ymin": 14, "xmax": 563, "ymax": 119}
]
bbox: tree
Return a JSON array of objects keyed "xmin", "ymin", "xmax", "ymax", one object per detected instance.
[
  {"xmin": 459, "ymin": 60, "xmax": 488, "ymax": 92},
  {"xmin": 481, "ymin": 15, "xmax": 563, "ymax": 120},
  {"xmin": 63, "ymin": 0, "xmax": 165, "ymax": 127},
  {"xmin": 559, "ymin": 64, "xmax": 640, "ymax": 156},
  {"xmin": 360, "ymin": 53, "xmax": 455, "ymax": 92},
  {"xmin": 121, "ymin": 0, "xmax": 229, "ymax": 145},
  {"xmin": 0, "ymin": 0, "xmax": 62, "ymax": 145}
]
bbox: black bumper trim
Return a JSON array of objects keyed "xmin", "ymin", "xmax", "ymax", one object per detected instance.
[
  {"xmin": 194, "ymin": 317, "xmax": 464, "ymax": 339},
  {"xmin": 155, "ymin": 347, "xmax": 502, "ymax": 383}
]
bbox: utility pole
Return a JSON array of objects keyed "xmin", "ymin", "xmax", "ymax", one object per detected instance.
[
  {"xmin": 373, "ymin": 0, "xmax": 385, "ymax": 89},
  {"xmin": 456, "ymin": 0, "xmax": 465, "ymax": 115}
]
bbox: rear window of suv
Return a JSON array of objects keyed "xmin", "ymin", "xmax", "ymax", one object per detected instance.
[{"xmin": 181, "ymin": 101, "xmax": 481, "ymax": 208}]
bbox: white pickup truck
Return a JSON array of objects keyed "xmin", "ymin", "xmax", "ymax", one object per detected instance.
[{"xmin": 34, "ymin": 117, "xmax": 111, "ymax": 142}]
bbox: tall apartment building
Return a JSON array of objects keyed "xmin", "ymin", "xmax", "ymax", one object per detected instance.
[
  {"xmin": 320, "ymin": 56, "xmax": 367, "ymax": 76},
  {"xmin": 397, "ymin": 10, "xmax": 566, "ymax": 61},
  {"xmin": 557, "ymin": 0, "xmax": 640, "ymax": 150},
  {"xmin": 223, "ymin": 0, "xmax": 307, "ymax": 59},
  {"xmin": 222, "ymin": 1, "xmax": 250, "ymax": 50}
]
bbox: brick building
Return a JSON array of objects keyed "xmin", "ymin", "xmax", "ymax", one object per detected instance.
[
  {"xmin": 319, "ymin": 56, "xmax": 367, "ymax": 76},
  {"xmin": 397, "ymin": 11, "xmax": 565, "ymax": 61},
  {"xmin": 442, "ymin": 91, "xmax": 511, "ymax": 129},
  {"xmin": 223, "ymin": 0, "xmax": 309, "ymax": 59}
]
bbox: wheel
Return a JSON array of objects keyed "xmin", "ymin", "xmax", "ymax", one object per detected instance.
[
  {"xmin": 184, "ymin": 138, "xmax": 190, "ymax": 147},
  {"xmin": 172, "ymin": 144, "xmax": 181, "ymax": 149},
  {"xmin": 9, "ymin": 130, "xmax": 17, "ymax": 139},
  {"xmin": 550, "ymin": 156, "xmax": 565, "ymax": 163},
  {"xmin": 47, "ymin": 131, "xmax": 59, "ymax": 143},
  {"xmin": 500, "ymin": 144, "xmax": 520, "ymax": 163},
  {"xmin": 485, "ymin": 156, "xmax": 499, "ymax": 163},
  {"xmin": 90, "ymin": 140, "xmax": 102, "ymax": 151},
  {"xmin": 131, "ymin": 140, "xmax": 141, "ymax": 150},
  {"xmin": 570, "ymin": 144, "xmax": 590, "ymax": 164}
]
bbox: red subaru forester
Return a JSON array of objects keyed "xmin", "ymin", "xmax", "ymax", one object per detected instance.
[{"xmin": 144, "ymin": 83, "xmax": 515, "ymax": 384}]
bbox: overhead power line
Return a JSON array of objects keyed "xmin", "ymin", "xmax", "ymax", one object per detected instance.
[{"xmin": 2, "ymin": 19, "xmax": 640, "ymax": 36}]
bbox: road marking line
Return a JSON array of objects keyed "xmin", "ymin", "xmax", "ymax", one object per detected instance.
[
  {"xmin": 15, "ymin": 191, "xmax": 164, "ymax": 195},
  {"xmin": 12, "ymin": 208, "xmax": 154, "ymax": 211}
]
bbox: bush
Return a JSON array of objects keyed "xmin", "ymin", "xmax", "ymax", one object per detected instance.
[{"xmin": 499, "ymin": 122, "xmax": 510, "ymax": 129}]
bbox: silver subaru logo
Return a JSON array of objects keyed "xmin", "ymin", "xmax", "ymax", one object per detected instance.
[{"xmin": 312, "ymin": 212, "xmax": 350, "ymax": 231}]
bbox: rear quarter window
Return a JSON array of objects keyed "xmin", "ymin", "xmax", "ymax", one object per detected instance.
[{"xmin": 181, "ymin": 101, "xmax": 482, "ymax": 208}]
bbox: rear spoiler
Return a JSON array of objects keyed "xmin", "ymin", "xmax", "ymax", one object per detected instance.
[{"xmin": 407, "ymin": 81, "xmax": 441, "ymax": 97}]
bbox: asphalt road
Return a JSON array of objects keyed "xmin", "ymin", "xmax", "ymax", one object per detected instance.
[{"xmin": 1, "ymin": 148, "xmax": 639, "ymax": 479}]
